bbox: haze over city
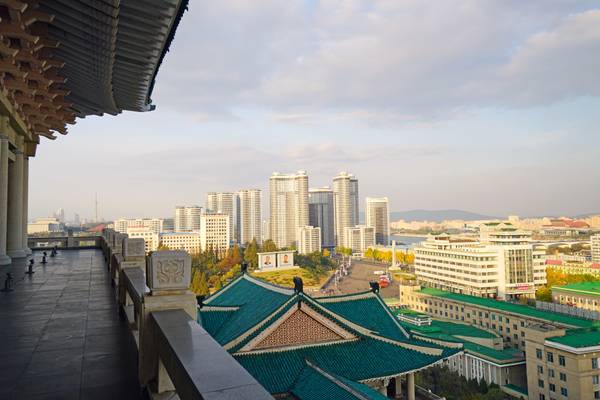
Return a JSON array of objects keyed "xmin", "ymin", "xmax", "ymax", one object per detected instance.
[{"xmin": 28, "ymin": 1, "xmax": 600, "ymax": 221}]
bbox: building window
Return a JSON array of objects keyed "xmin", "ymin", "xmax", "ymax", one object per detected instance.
[
  {"xmin": 549, "ymin": 383, "xmax": 555, "ymax": 392},
  {"xmin": 595, "ymin": 391, "xmax": 600, "ymax": 399},
  {"xmin": 549, "ymin": 369, "xmax": 555, "ymax": 378},
  {"xmin": 593, "ymin": 375, "xmax": 600, "ymax": 385},
  {"xmin": 537, "ymin": 366, "xmax": 544, "ymax": 374},
  {"xmin": 559, "ymin": 373, "xmax": 567, "ymax": 382},
  {"xmin": 558, "ymin": 355, "xmax": 565, "ymax": 366},
  {"xmin": 547, "ymin": 352, "xmax": 554, "ymax": 363},
  {"xmin": 539, "ymin": 395, "xmax": 545, "ymax": 400},
  {"xmin": 536, "ymin": 349, "xmax": 543, "ymax": 359},
  {"xmin": 538, "ymin": 379, "xmax": 544, "ymax": 388},
  {"xmin": 560, "ymin": 387, "xmax": 567, "ymax": 396},
  {"xmin": 594, "ymin": 358, "xmax": 599, "ymax": 369}
]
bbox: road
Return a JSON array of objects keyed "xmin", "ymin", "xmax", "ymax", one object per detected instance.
[{"xmin": 325, "ymin": 259, "xmax": 401, "ymax": 298}]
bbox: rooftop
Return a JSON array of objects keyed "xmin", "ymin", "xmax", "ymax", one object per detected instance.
[
  {"xmin": 547, "ymin": 327, "xmax": 600, "ymax": 349},
  {"xmin": 418, "ymin": 287, "xmax": 596, "ymax": 328},
  {"xmin": 553, "ymin": 281, "xmax": 600, "ymax": 296}
]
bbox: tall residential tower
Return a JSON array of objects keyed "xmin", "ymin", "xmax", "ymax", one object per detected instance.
[
  {"xmin": 365, "ymin": 197, "xmax": 390, "ymax": 245},
  {"xmin": 333, "ymin": 172, "xmax": 359, "ymax": 247},
  {"xmin": 174, "ymin": 206, "xmax": 202, "ymax": 231},
  {"xmin": 269, "ymin": 171, "xmax": 309, "ymax": 248},
  {"xmin": 308, "ymin": 187, "xmax": 335, "ymax": 248},
  {"xmin": 206, "ymin": 192, "xmax": 236, "ymax": 244},
  {"xmin": 238, "ymin": 189, "xmax": 262, "ymax": 245}
]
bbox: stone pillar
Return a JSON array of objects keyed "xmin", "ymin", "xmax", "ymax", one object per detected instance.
[
  {"xmin": 21, "ymin": 155, "xmax": 31, "ymax": 255},
  {"xmin": 0, "ymin": 135, "xmax": 10, "ymax": 265},
  {"xmin": 6, "ymin": 148, "xmax": 25, "ymax": 258},
  {"xmin": 407, "ymin": 372, "xmax": 415, "ymax": 400},
  {"xmin": 395, "ymin": 376, "xmax": 403, "ymax": 398},
  {"xmin": 139, "ymin": 250, "xmax": 195, "ymax": 391}
]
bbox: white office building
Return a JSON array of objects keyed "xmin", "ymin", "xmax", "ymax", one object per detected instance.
[
  {"xmin": 309, "ymin": 187, "xmax": 335, "ymax": 248},
  {"xmin": 414, "ymin": 222, "xmax": 547, "ymax": 300},
  {"xmin": 206, "ymin": 192, "xmax": 236, "ymax": 244},
  {"xmin": 174, "ymin": 206, "xmax": 202, "ymax": 232},
  {"xmin": 344, "ymin": 225, "xmax": 375, "ymax": 253},
  {"xmin": 592, "ymin": 234, "xmax": 600, "ymax": 263},
  {"xmin": 237, "ymin": 189, "xmax": 262, "ymax": 245},
  {"xmin": 113, "ymin": 218, "xmax": 164, "ymax": 234},
  {"xmin": 269, "ymin": 171, "xmax": 309, "ymax": 248},
  {"xmin": 333, "ymin": 172, "xmax": 359, "ymax": 247},
  {"xmin": 200, "ymin": 213, "xmax": 230, "ymax": 252},
  {"xmin": 126, "ymin": 227, "xmax": 159, "ymax": 253},
  {"xmin": 298, "ymin": 226, "xmax": 322, "ymax": 255},
  {"xmin": 159, "ymin": 232, "xmax": 201, "ymax": 255},
  {"xmin": 365, "ymin": 197, "xmax": 390, "ymax": 245}
]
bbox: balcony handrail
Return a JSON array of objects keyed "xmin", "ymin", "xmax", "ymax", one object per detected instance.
[{"xmin": 151, "ymin": 310, "xmax": 274, "ymax": 400}]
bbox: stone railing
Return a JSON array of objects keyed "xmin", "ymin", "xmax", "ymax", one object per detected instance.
[
  {"xmin": 100, "ymin": 228, "xmax": 273, "ymax": 400},
  {"xmin": 28, "ymin": 234, "xmax": 102, "ymax": 250}
]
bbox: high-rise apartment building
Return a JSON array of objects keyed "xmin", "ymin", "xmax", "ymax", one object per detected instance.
[
  {"xmin": 308, "ymin": 187, "xmax": 335, "ymax": 248},
  {"xmin": 174, "ymin": 206, "xmax": 202, "ymax": 232},
  {"xmin": 365, "ymin": 197, "xmax": 390, "ymax": 245},
  {"xmin": 333, "ymin": 172, "xmax": 359, "ymax": 247},
  {"xmin": 298, "ymin": 226, "xmax": 322, "ymax": 254},
  {"xmin": 206, "ymin": 192, "xmax": 235, "ymax": 244},
  {"xmin": 269, "ymin": 171, "xmax": 309, "ymax": 248},
  {"xmin": 114, "ymin": 218, "xmax": 164, "ymax": 234},
  {"xmin": 344, "ymin": 225, "xmax": 375, "ymax": 253},
  {"xmin": 237, "ymin": 189, "xmax": 262, "ymax": 245},
  {"xmin": 592, "ymin": 234, "xmax": 600, "ymax": 263},
  {"xmin": 414, "ymin": 222, "xmax": 546, "ymax": 300},
  {"xmin": 200, "ymin": 213, "xmax": 230, "ymax": 252}
]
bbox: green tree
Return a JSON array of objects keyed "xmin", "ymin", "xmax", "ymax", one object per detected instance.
[
  {"xmin": 261, "ymin": 239, "xmax": 278, "ymax": 252},
  {"xmin": 190, "ymin": 270, "xmax": 209, "ymax": 296},
  {"xmin": 244, "ymin": 238, "xmax": 259, "ymax": 269}
]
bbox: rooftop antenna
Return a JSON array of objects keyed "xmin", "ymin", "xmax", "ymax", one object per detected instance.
[{"xmin": 95, "ymin": 192, "xmax": 98, "ymax": 223}]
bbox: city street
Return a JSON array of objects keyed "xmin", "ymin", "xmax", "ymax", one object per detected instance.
[{"xmin": 326, "ymin": 259, "xmax": 401, "ymax": 298}]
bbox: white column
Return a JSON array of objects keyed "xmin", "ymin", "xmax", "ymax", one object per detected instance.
[
  {"xmin": 0, "ymin": 135, "xmax": 10, "ymax": 265},
  {"xmin": 6, "ymin": 148, "xmax": 25, "ymax": 258},
  {"xmin": 21, "ymin": 155, "xmax": 31, "ymax": 255},
  {"xmin": 407, "ymin": 373, "xmax": 415, "ymax": 400}
]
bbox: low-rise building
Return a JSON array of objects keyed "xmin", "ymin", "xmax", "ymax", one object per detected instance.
[
  {"xmin": 414, "ymin": 223, "xmax": 546, "ymax": 300},
  {"xmin": 113, "ymin": 218, "xmax": 163, "ymax": 234},
  {"xmin": 592, "ymin": 234, "xmax": 600, "ymax": 263},
  {"xmin": 344, "ymin": 225, "xmax": 375, "ymax": 253},
  {"xmin": 126, "ymin": 227, "xmax": 159, "ymax": 253},
  {"xmin": 27, "ymin": 217, "xmax": 64, "ymax": 234},
  {"xmin": 552, "ymin": 282, "xmax": 600, "ymax": 312},
  {"xmin": 297, "ymin": 226, "xmax": 321, "ymax": 254},
  {"xmin": 159, "ymin": 232, "xmax": 201, "ymax": 255},
  {"xmin": 399, "ymin": 283, "xmax": 599, "ymax": 399}
]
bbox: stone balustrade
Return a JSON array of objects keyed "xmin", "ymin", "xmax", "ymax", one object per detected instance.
[{"xmin": 100, "ymin": 228, "xmax": 273, "ymax": 400}]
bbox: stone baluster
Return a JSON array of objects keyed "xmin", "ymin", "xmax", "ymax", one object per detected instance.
[{"xmin": 139, "ymin": 250, "xmax": 195, "ymax": 393}]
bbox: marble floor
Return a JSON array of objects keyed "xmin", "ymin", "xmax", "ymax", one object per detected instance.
[{"xmin": 0, "ymin": 249, "xmax": 142, "ymax": 400}]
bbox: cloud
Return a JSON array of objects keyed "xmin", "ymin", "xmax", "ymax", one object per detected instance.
[{"xmin": 152, "ymin": 1, "xmax": 600, "ymax": 124}]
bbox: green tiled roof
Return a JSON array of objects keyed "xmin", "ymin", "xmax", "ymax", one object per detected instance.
[
  {"xmin": 430, "ymin": 320, "xmax": 497, "ymax": 339},
  {"xmin": 318, "ymin": 293, "xmax": 409, "ymax": 342},
  {"xmin": 547, "ymin": 327, "xmax": 600, "ymax": 348},
  {"xmin": 462, "ymin": 342, "xmax": 523, "ymax": 363},
  {"xmin": 235, "ymin": 337, "xmax": 458, "ymax": 394},
  {"xmin": 504, "ymin": 384, "xmax": 528, "ymax": 396},
  {"xmin": 291, "ymin": 362, "xmax": 388, "ymax": 400},
  {"xmin": 553, "ymin": 281, "xmax": 600, "ymax": 297},
  {"xmin": 418, "ymin": 287, "xmax": 595, "ymax": 328},
  {"xmin": 200, "ymin": 274, "xmax": 293, "ymax": 344}
]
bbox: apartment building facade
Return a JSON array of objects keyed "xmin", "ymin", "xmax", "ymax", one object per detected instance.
[
  {"xmin": 365, "ymin": 197, "xmax": 390, "ymax": 245},
  {"xmin": 114, "ymin": 218, "xmax": 164, "ymax": 234},
  {"xmin": 206, "ymin": 192, "xmax": 236, "ymax": 244},
  {"xmin": 200, "ymin": 213, "xmax": 230, "ymax": 252},
  {"xmin": 297, "ymin": 226, "xmax": 322, "ymax": 254},
  {"xmin": 344, "ymin": 225, "xmax": 375, "ymax": 253},
  {"xmin": 159, "ymin": 232, "xmax": 201, "ymax": 255},
  {"xmin": 269, "ymin": 171, "xmax": 309, "ymax": 248},
  {"xmin": 333, "ymin": 172, "xmax": 359, "ymax": 247},
  {"xmin": 308, "ymin": 187, "xmax": 335, "ymax": 248},
  {"xmin": 174, "ymin": 206, "xmax": 202, "ymax": 232},
  {"xmin": 237, "ymin": 189, "xmax": 262, "ymax": 245}
]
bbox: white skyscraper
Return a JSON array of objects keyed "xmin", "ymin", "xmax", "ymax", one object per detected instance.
[
  {"xmin": 298, "ymin": 226, "xmax": 322, "ymax": 254},
  {"xmin": 269, "ymin": 171, "xmax": 309, "ymax": 248},
  {"xmin": 309, "ymin": 187, "xmax": 335, "ymax": 248},
  {"xmin": 174, "ymin": 206, "xmax": 202, "ymax": 232},
  {"xmin": 365, "ymin": 197, "xmax": 390, "ymax": 245},
  {"xmin": 238, "ymin": 189, "xmax": 262, "ymax": 245},
  {"xmin": 200, "ymin": 213, "xmax": 230, "ymax": 252},
  {"xmin": 333, "ymin": 172, "xmax": 359, "ymax": 247},
  {"xmin": 206, "ymin": 192, "xmax": 235, "ymax": 244}
]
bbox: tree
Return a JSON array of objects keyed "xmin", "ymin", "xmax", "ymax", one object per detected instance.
[
  {"xmin": 261, "ymin": 239, "xmax": 278, "ymax": 252},
  {"xmin": 190, "ymin": 270, "xmax": 209, "ymax": 296},
  {"xmin": 157, "ymin": 241, "xmax": 170, "ymax": 250},
  {"xmin": 322, "ymin": 248, "xmax": 330, "ymax": 258},
  {"xmin": 244, "ymin": 238, "xmax": 259, "ymax": 269}
]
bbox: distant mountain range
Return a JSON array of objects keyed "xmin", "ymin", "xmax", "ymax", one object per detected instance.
[{"xmin": 389, "ymin": 209, "xmax": 497, "ymax": 222}]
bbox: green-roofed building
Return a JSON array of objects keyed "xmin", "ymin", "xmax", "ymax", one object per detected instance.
[
  {"xmin": 198, "ymin": 274, "xmax": 461, "ymax": 399},
  {"xmin": 552, "ymin": 281, "xmax": 600, "ymax": 317},
  {"xmin": 400, "ymin": 283, "xmax": 600, "ymax": 400}
]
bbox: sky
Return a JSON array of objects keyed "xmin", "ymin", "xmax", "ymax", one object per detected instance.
[{"xmin": 29, "ymin": 0, "xmax": 600, "ymax": 221}]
